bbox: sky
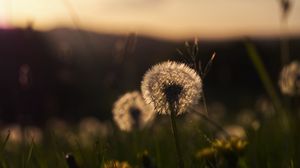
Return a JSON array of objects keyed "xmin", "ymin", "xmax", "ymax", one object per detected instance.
[{"xmin": 0, "ymin": 0, "xmax": 300, "ymax": 40}]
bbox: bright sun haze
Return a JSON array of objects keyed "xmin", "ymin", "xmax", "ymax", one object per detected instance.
[{"xmin": 1, "ymin": 0, "xmax": 300, "ymax": 40}]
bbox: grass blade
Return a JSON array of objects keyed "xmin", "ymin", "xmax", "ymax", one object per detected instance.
[{"xmin": 244, "ymin": 40, "xmax": 284, "ymax": 114}]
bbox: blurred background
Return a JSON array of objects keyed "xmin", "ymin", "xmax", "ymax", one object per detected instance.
[{"xmin": 0, "ymin": 0, "xmax": 299, "ymax": 126}]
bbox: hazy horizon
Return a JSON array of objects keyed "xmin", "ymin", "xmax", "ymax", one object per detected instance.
[{"xmin": 1, "ymin": 0, "xmax": 300, "ymax": 40}]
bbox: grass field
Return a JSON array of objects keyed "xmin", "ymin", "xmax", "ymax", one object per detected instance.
[{"xmin": 0, "ymin": 41, "xmax": 299, "ymax": 168}]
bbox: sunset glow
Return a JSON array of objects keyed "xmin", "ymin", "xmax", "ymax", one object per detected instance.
[{"xmin": 2, "ymin": 0, "xmax": 300, "ymax": 39}]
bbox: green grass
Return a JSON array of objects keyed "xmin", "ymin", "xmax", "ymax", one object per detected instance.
[{"xmin": 0, "ymin": 112, "xmax": 299, "ymax": 168}]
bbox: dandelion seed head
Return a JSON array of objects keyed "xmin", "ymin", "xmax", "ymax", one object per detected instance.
[
  {"xmin": 279, "ymin": 61, "xmax": 300, "ymax": 96},
  {"xmin": 141, "ymin": 61, "xmax": 202, "ymax": 115},
  {"xmin": 112, "ymin": 91, "xmax": 155, "ymax": 131}
]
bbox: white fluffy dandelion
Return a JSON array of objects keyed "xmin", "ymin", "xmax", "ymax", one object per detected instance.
[
  {"xmin": 112, "ymin": 91, "xmax": 155, "ymax": 131},
  {"xmin": 141, "ymin": 61, "xmax": 202, "ymax": 115},
  {"xmin": 279, "ymin": 61, "xmax": 300, "ymax": 95}
]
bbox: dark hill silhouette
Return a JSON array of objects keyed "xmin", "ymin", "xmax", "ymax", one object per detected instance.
[{"xmin": 0, "ymin": 27, "xmax": 299, "ymax": 125}]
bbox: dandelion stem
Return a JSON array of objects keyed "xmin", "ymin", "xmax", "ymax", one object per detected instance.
[{"xmin": 170, "ymin": 104, "xmax": 184, "ymax": 168}]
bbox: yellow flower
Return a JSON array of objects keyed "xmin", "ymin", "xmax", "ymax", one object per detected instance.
[
  {"xmin": 104, "ymin": 160, "xmax": 131, "ymax": 168},
  {"xmin": 211, "ymin": 137, "xmax": 248, "ymax": 153},
  {"xmin": 195, "ymin": 147, "xmax": 216, "ymax": 159}
]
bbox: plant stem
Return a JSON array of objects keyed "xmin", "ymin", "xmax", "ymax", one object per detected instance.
[
  {"xmin": 170, "ymin": 104, "xmax": 184, "ymax": 168},
  {"xmin": 280, "ymin": 13, "xmax": 289, "ymax": 66},
  {"xmin": 201, "ymin": 86, "xmax": 208, "ymax": 116}
]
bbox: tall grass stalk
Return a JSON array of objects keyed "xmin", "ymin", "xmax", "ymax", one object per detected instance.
[
  {"xmin": 200, "ymin": 52, "xmax": 216, "ymax": 117},
  {"xmin": 279, "ymin": 0, "xmax": 291, "ymax": 66},
  {"xmin": 0, "ymin": 131, "xmax": 10, "ymax": 167},
  {"xmin": 169, "ymin": 104, "xmax": 184, "ymax": 168},
  {"xmin": 245, "ymin": 41, "xmax": 292, "ymax": 135},
  {"xmin": 24, "ymin": 142, "xmax": 34, "ymax": 168},
  {"xmin": 244, "ymin": 41, "xmax": 284, "ymax": 114},
  {"xmin": 280, "ymin": 19, "xmax": 289, "ymax": 66},
  {"xmin": 201, "ymin": 89, "xmax": 209, "ymax": 117}
]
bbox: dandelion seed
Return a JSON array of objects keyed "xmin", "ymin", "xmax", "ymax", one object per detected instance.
[
  {"xmin": 279, "ymin": 61, "xmax": 300, "ymax": 96},
  {"xmin": 112, "ymin": 91, "xmax": 155, "ymax": 131},
  {"xmin": 141, "ymin": 61, "xmax": 202, "ymax": 116}
]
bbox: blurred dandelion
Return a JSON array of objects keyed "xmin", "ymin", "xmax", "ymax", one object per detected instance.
[
  {"xmin": 255, "ymin": 96, "xmax": 276, "ymax": 119},
  {"xmin": 141, "ymin": 61, "xmax": 202, "ymax": 116},
  {"xmin": 1, "ymin": 125, "xmax": 43, "ymax": 144},
  {"xmin": 251, "ymin": 120, "xmax": 261, "ymax": 131},
  {"xmin": 112, "ymin": 91, "xmax": 155, "ymax": 131},
  {"xmin": 278, "ymin": 61, "xmax": 300, "ymax": 96},
  {"xmin": 65, "ymin": 132, "xmax": 78, "ymax": 147},
  {"xmin": 217, "ymin": 125, "xmax": 246, "ymax": 140},
  {"xmin": 79, "ymin": 117, "xmax": 110, "ymax": 136},
  {"xmin": 236, "ymin": 109, "xmax": 256, "ymax": 126},
  {"xmin": 236, "ymin": 109, "xmax": 260, "ymax": 131},
  {"xmin": 0, "ymin": 124, "xmax": 22, "ymax": 152},
  {"xmin": 79, "ymin": 117, "xmax": 110, "ymax": 146},
  {"xmin": 1, "ymin": 124, "xmax": 22, "ymax": 144},
  {"xmin": 46, "ymin": 118, "xmax": 70, "ymax": 138},
  {"xmin": 24, "ymin": 126, "xmax": 43, "ymax": 143}
]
